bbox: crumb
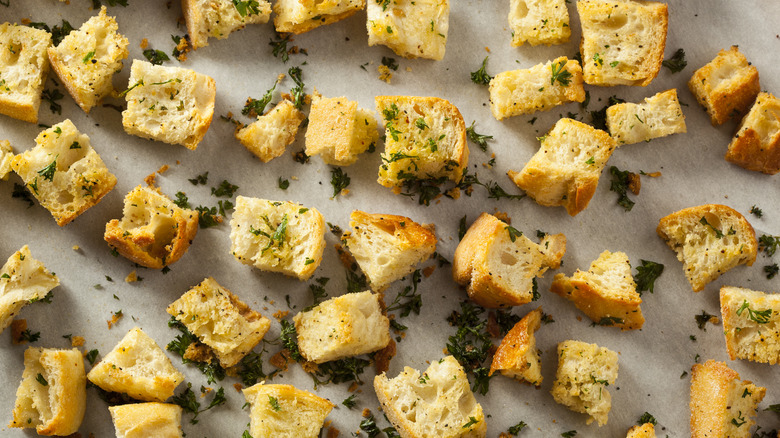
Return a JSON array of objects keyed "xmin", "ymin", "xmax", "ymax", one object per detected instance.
[
  {"xmin": 233, "ymin": 383, "xmax": 243, "ymax": 392},
  {"xmin": 273, "ymin": 310, "xmax": 290, "ymax": 320},
  {"xmin": 10, "ymin": 319, "xmax": 27, "ymax": 345},
  {"xmin": 72, "ymin": 245, "xmax": 80, "ymax": 251},
  {"xmin": 270, "ymin": 350, "xmax": 290, "ymax": 371},
  {"xmin": 643, "ymin": 171, "xmax": 662, "ymax": 177},
  {"xmin": 362, "ymin": 408, "xmax": 371, "ymax": 418},
  {"xmin": 327, "ymin": 426, "xmax": 340, "ymax": 438},
  {"xmin": 71, "ymin": 336, "xmax": 85, "ymax": 347},
  {"xmin": 406, "ymin": 66, "xmax": 412, "ymax": 72},
  {"xmin": 378, "ymin": 65, "xmax": 393, "ymax": 83},
  {"xmin": 485, "ymin": 46, "xmax": 491, "ymax": 52},
  {"xmin": 291, "ymin": 176, "xmax": 299, "ymax": 181},
  {"xmin": 445, "ymin": 186, "xmax": 461, "ymax": 199},
  {"xmin": 302, "ymin": 361, "xmax": 319, "ymax": 374},
  {"xmin": 183, "ymin": 343, "xmax": 212, "ymax": 363},
  {"xmin": 144, "ymin": 173, "xmax": 157, "ymax": 186},
  {"xmin": 176, "ymin": 160, "xmax": 181, "ymax": 165},
  {"xmin": 140, "ymin": 38, "xmax": 148, "ymax": 49},
  {"xmin": 201, "ymin": 386, "xmax": 213, "ymax": 397},
  {"xmin": 493, "ymin": 211, "xmax": 511, "ymax": 224},
  {"xmin": 21, "ymin": 18, "xmax": 30, "ymax": 25},
  {"xmin": 157, "ymin": 164, "xmax": 170, "ymax": 174},
  {"xmin": 174, "ymin": 35, "xmax": 189, "ymax": 61},
  {"xmin": 348, "ymin": 382, "xmax": 358, "ymax": 392},
  {"xmin": 340, "ymin": 188, "xmax": 350, "ymax": 196},
  {"xmin": 628, "ymin": 172, "xmax": 641, "ymax": 195},
  {"xmin": 576, "ymin": 315, "xmax": 582, "ymax": 321},
  {"xmin": 486, "ymin": 312, "xmax": 500, "ymax": 338},
  {"xmin": 107, "ymin": 310, "xmax": 124, "ymax": 329},
  {"xmin": 422, "ymin": 265, "xmax": 435, "ymax": 277},
  {"xmin": 125, "ymin": 270, "xmax": 138, "ymax": 283},
  {"xmin": 335, "ymin": 244, "xmax": 357, "ymax": 270},
  {"xmin": 373, "ymin": 339, "xmax": 396, "ymax": 375}
]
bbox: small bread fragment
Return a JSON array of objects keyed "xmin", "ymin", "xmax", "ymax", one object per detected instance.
[
  {"xmin": 229, "ymin": 196, "xmax": 326, "ymax": 281},
  {"xmin": 366, "ymin": 0, "xmax": 449, "ymax": 60},
  {"xmin": 656, "ymin": 204, "xmax": 757, "ymax": 292},
  {"xmin": 374, "ymin": 355, "xmax": 486, "ymax": 438},
  {"xmin": 104, "ymin": 185, "xmax": 199, "ymax": 269},
  {"xmin": 274, "ymin": 0, "xmax": 364, "ymax": 34},
  {"xmin": 236, "ymin": 100, "xmax": 305, "ymax": 163},
  {"xmin": 577, "ymin": 0, "xmax": 668, "ymax": 86},
  {"xmin": 243, "ymin": 383, "xmax": 334, "ymax": 438},
  {"xmin": 122, "ymin": 59, "xmax": 216, "ymax": 150},
  {"xmin": 688, "ymin": 46, "xmax": 760, "ymax": 126},
  {"xmin": 690, "ymin": 360, "xmax": 765, "ymax": 438},
  {"xmin": 453, "ymin": 213, "xmax": 566, "ymax": 308},
  {"xmin": 87, "ymin": 327, "xmax": 185, "ymax": 402},
  {"xmin": 9, "ymin": 347, "xmax": 86, "ymax": 436},
  {"xmin": 606, "ymin": 89, "xmax": 687, "ymax": 145},
  {"xmin": 0, "ymin": 245, "xmax": 59, "ymax": 333},
  {"xmin": 344, "ymin": 210, "xmax": 436, "ymax": 291},
  {"xmin": 305, "ymin": 91, "xmax": 379, "ymax": 166},
  {"xmin": 11, "ymin": 119, "xmax": 117, "ymax": 226},
  {"xmin": 725, "ymin": 92, "xmax": 780, "ymax": 174},
  {"xmin": 488, "ymin": 57, "xmax": 585, "ymax": 120},
  {"xmin": 509, "ymin": 0, "xmax": 570, "ymax": 47},
  {"xmin": 47, "ymin": 6, "xmax": 129, "ymax": 113},
  {"xmin": 376, "ymin": 95, "xmax": 468, "ymax": 188},
  {"xmin": 550, "ymin": 340, "xmax": 618, "ymax": 427},
  {"xmin": 627, "ymin": 423, "xmax": 656, "ymax": 438},
  {"xmin": 109, "ymin": 402, "xmax": 183, "ymax": 438},
  {"xmin": 0, "ymin": 139, "xmax": 13, "ymax": 179},
  {"xmin": 720, "ymin": 286, "xmax": 780, "ymax": 365},
  {"xmin": 0, "ymin": 23, "xmax": 52, "ymax": 123},
  {"xmin": 508, "ymin": 118, "xmax": 616, "ymax": 216},
  {"xmin": 550, "ymin": 250, "xmax": 644, "ymax": 330},
  {"xmin": 489, "ymin": 307, "xmax": 543, "ymax": 386},
  {"xmin": 183, "ymin": 0, "xmax": 272, "ymax": 49}
]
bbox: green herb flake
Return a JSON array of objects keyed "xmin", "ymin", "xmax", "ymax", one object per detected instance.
[
  {"xmin": 550, "ymin": 60, "xmax": 573, "ymax": 86},
  {"xmin": 330, "ymin": 167, "xmax": 350, "ymax": 197},
  {"xmin": 736, "ymin": 300, "xmax": 772, "ymax": 324},
  {"xmin": 662, "ymin": 48, "xmax": 687, "ymax": 73},
  {"xmin": 143, "ymin": 48, "xmax": 170, "ymax": 65},
  {"xmin": 35, "ymin": 373, "xmax": 48, "ymax": 386},
  {"xmin": 82, "ymin": 51, "xmax": 96, "ymax": 64},
  {"xmin": 470, "ymin": 56, "xmax": 493, "ymax": 86},
  {"xmin": 634, "ymin": 260, "xmax": 664, "ymax": 295},
  {"xmin": 466, "ymin": 121, "xmax": 493, "ymax": 152}
]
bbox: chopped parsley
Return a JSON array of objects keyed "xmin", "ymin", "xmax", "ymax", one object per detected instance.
[
  {"xmin": 278, "ymin": 178, "xmax": 289, "ymax": 190},
  {"xmin": 699, "ymin": 216, "xmax": 724, "ymax": 238},
  {"xmin": 82, "ymin": 51, "xmax": 96, "ymax": 64},
  {"xmin": 142, "ymin": 48, "xmax": 170, "ymax": 65},
  {"xmin": 269, "ymin": 33, "xmax": 292, "ymax": 63},
  {"xmin": 446, "ymin": 301, "xmax": 494, "ymax": 395},
  {"xmin": 195, "ymin": 206, "xmax": 221, "ymax": 228},
  {"xmin": 505, "ymin": 226, "xmax": 522, "ymax": 243},
  {"xmin": 695, "ymin": 310, "xmax": 717, "ymax": 330},
  {"xmin": 386, "ymin": 270, "xmax": 423, "ymax": 318},
  {"xmin": 232, "ymin": 0, "xmax": 262, "ymax": 16},
  {"xmin": 19, "ymin": 329, "xmax": 41, "ymax": 343},
  {"xmin": 37, "ymin": 155, "xmax": 58, "ymax": 182},
  {"xmin": 189, "ymin": 172, "xmax": 208, "ymax": 185},
  {"xmin": 171, "ymin": 383, "xmax": 227, "ymax": 424},
  {"xmin": 12, "ymin": 183, "xmax": 34, "ymax": 207},
  {"xmin": 466, "ymin": 121, "xmax": 493, "ymax": 152},
  {"xmin": 381, "ymin": 56, "xmax": 399, "ymax": 71},
  {"xmin": 507, "ymin": 421, "xmax": 528, "ymax": 435},
  {"xmin": 550, "ymin": 60, "xmax": 573, "ymax": 86},
  {"xmin": 91, "ymin": 0, "xmax": 128, "ymax": 7},
  {"xmin": 634, "ymin": 260, "xmax": 664, "ymax": 295},
  {"xmin": 85, "ymin": 349, "xmax": 99, "ymax": 365},
  {"xmin": 594, "ymin": 316, "xmax": 624, "ymax": 326},
  {"xmin": 638, "ymin": 412, "xmax": 657, "ymax": 425},
  {"xmin": 27, "ymin": 20, "xmax": 74, "ymax": 46},
  {"xmin": 211, "ymin": 180, "xmax": 239, "ymax": 197},
  {"xmin": 766, "ymin": 264, "xmax": 779, "ymax": 279},
  {"xmin": 750, "ymin": 205, "xmax": 763, "ymax": 218},
  {"xmin": 173, "ymin": 192, "xmax": 191, "ymax": 209},
  {"xmin": 589, "ymin": 96, "xmax": 625, "ymax": 130},
  {"xmin": 330, "ymin": 167, "xmax": 350, "ymax": 197},
  {"xmin": 462, "ymin": 416, "xmax": 479, "ymax": 429},
  {"xmin": 458, "ymin": 215, "xmax": 468, "ymax": 241},
  {"xmin": 759, "ymin": 234, "xmax": 779, "ymax": 256},
  {"xmin": 41, "ymin": 87, "xmax": 64, "ymax": 115},
  {"xmin": 288, "ymin": 65, "xmax": 305, "ymax": 109},
  {"xmin": 36, "ymin": 373, "xmax": 48, "ymax": 386},
  {"xmin": 593, "ymin": 52, "xmax": 603, "ymax": 66},
  {"xmin": 561, "ymin": 431, "xmax": 577, "ymax": 438},
  {"xmin": 609, "ymin": 166, "xmax": 635, "ymax": 211},
  {"xmin": 167, "ymin": 317, "xmax": 226, "ymax": 384},
  {"xmin": 242, "ymin": 77, "xmax": 280, "ymax": 117},
  {"xmin": 470, "ymin": 56, "xmax": 492, "ymax": 85},
  {"xmin": 736, "ymin": 300, "xmax": 772, "ymax": 324},
  {"xmin": 342, "ymin": 394, "xmax": 358, "ymax": 409},
  {"xmin": 268, "ymin": 395, "xmax": 281, "ymax": 411},
  {"xmin": 662, "ymin": 48, "xmax": 687, "ymax": 73}
]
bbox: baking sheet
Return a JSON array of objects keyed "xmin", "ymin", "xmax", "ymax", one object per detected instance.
[{"xmin": 1, "ymin": 0, "xmax": 780, "ymax": 436}]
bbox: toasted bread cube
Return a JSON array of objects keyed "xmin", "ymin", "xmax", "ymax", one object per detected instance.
[
  {"xmin": 508, "ymin": 118, "xmax": 616, "ymax": 216},
  {"xmin": 293, "ymin": 290, "xmax": 390, "ymax": 363},
  {"xmin": 104, "ymin": 185, "xmax": 199, "ymax": 269},
  {"xmin": 509, "ymin": 0, "xmax": 570, "ymax": 47},
  {"xmin": 236, "ymin": 100, "xmax": 305, "ymax": 163},
  {"xmin": 489, "ymin": 57, "xmax": 585, "ymax": 120},
  {"xmin": 47, "ymin": 7, "xmax": 129, "ymax": 113},
  {"xmin": 577, "ymin": 0, "xmax": 667, "ymax": 86},
  {"xmin": 11, "ymin": 120, "xmax": 117, "ymax": 226},
  {"xmin": 725, "ymin": 92, "xmax": 780, "ymax": 174},
  {"xmin": 243, "ymin": 383, "xmax": 334, "ymax": 438},
  {"xmin": 376, "ymin": 95, "xmax": 468, "ymax": 188},
  {"xmin": 550, "ymin": 340, "xmax": 618, "ymax": 427},
  {"xmin": 0, "ymin": 23, "xmax": 52, "ymax": 123},
  {"xmin": 344, "ymin": 211, "xmax": 436, "ymax": 291},
  {"xmin": 10, "ymin": 347, "xmax": 86, "ymax": 436},
  {"xmin": 454, "ymin": 213, "xmax": 565, "ymax": 308},
  {"xmin": 305, "ymin": 92, "xmax": 379, "ymax": 166},
  {"xmin": 489, "ymin": 307, "xmax": 543, "ymax": 386},
  {"xmin": 367, "ymin": 0, "xmax": 449, "ymax": 60},
  {"xmin": 87, "ymin": 327, "xmax": 185, "ymax": 402},
  {"xmin": 374, "ymin": 356, "xmax": 486, "ymax": 438},
  {"xmin": 607, "ymin": 89, "xmax": 687, "ymax": 145},
  {"xmin": 0, "ymin": 245, "xmax": 59, "ymax": 333},
  {"xmin": 274, "ymin": 0, "xmax": 364, "ymax": 34},
  {"xmin": 1, "ymin": 139, "xmax": 14, "ymax": 179},
  {"xmin": 720, "ymin": 286, "xmax": 780, "ymax": 364},
  {"xmin": 122, "ymin": 60, "xmax": 216, "ymax": 150},
  {"xmin": 110, "ymin": 402, "xmax": 183, "ymax": 438},
  {"xmin": 183, "ymin": 0, "xmax": 272, "ymax": 49},
  {"xmin": 689, "ymin": 46, "xmax": 760, "ymax": 126},
  {"xmin": 627, "ymin": 423, "xmax": 656, "ymax": 438},
  {"xmin": 167, "ymin": 277, "xmax": 271, "ymax": 368},
  {"xmin": 551, "ymin": 250, "xmax": 644, "ymax": 330},
  {"xmin": 656, "ymin": 204, "xmax": 757, "ymax": 292},
  {"xmin": 690, "ymin": 360, "xmax": 765, "ymax": 438},
  {"xmin": 229, "ymin": 196, "xmax": 326, "ymax": 281}
]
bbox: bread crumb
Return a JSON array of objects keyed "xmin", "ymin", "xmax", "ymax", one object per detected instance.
[
  {"xmin": 107, "ymin": 310, "xmax": 124, "ymax": 329},
  {"xmin": 643, "ymin": 171, "xmax": 661, "ymax": 177},
  {"xmin": 125, "ymin": 270, "xmax": 138, "ymax": 283},
  {"xmin": 183, "ymin": 342, "xmax": 213, "ymax": 363},
  {"xmin": 327, "ymin": 426, "xmax": 340, "ymax": 438},
  {"xmin": 362, "ymin": 408, "xmax": 371, "ymax": 418},
  {"xmin": 493, "ymin": 211, "xmax": 511, "ymax": 224},
  {"xmin": 378, "ymin": 65, "xmax": 393, "ymax": 83},
  {"xmin": 445, "ymin": 186, "xmax": 461, "ymax": 199},
  {"xmin": 72, "ymin": 245, "xmax": 80, "ymax": 251},
  {"xmin": 485, "ymin": 46, "xmax": 491, "ymax": 52},
  {"xmin": 302, "ymin": 361, "xmax": 319, "ymax": 374},
  {"xmin": 422, "ymin": 265, "xmax": 435, "ymax": 277},
  {"xmin": 10, "ymin": 319, "xmax": 27, "ymax": 344},
  {"xmin": 143, "ymin": 173, "xmax": 157, "ymax": 186},
  {"xmin": 157, "ymin": 164, "xmax": 170, "ymax": 174},
  {"xmin": 21, "ymin": 18, "xmax": 30, "ymax": 25},
  {"xmin": 201, "ymin": 386, "xmax": 213, "ymax": 396},
  {"xmin": 628, "ymin": 172, "xmax": 641, "ymax": 195},
  {"xmin": 174, "ymin": 35, "xmax": 189, "ymax": 61},
  {"xmin": 140, "ymin": 38, "xmax": 148, "ymax": 49},
  {"xmin": 270, "ymin": 350, "xmax": 290, "ymax": 371},
  {"xmin": 233, "ymin": 383, "xmax": 244, "ymax": 392},
  {"xmin": 405, "ymin": 66, "xmax": 412, "ymax": 72},
  {"xmin": 71, "ymin": 336, "xmax": 85, "ymax": 347},
  {"xmin": 273, "ymin": 310, "xmax": 290, "ymax": 320},
  {"xmin": 348, "ymin": 382, "xmax": 358, "ymax": 393}
]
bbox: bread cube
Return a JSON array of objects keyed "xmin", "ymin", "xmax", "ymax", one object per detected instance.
[
  {"xmin": 374, "ymin": 356, "xmax": 486, "ymax": 438},
  {"xmin": 47, "ymin": 6, "xmax": 129, "ymax": 113},
  {"xmin": 122, "ymin": 59, "xmax": 216, "ymax": 150},
  {"xmin": 110, "ymin": 403, "xmax": 183, "ymax": 438},
  {"xmin": 10, "ymin": 347, "xmax": 86, "ymax": 436},
  {"xmin": 689, "ymin": 46, "xmax": 760, "ymax": 126},
  {"xmin": 0, "ymin": 245, "xmax": 59, "ymax": 333},
  {"xmin": 376, "ymin": 95, "xmax": 468, "ymax": 187},
  {"xmin": 627, "ymin": 423, "xmax": 656, "ymax": 438},
  {"xmin": 11, "ymin": 119, "xmax": 117, "ymax": 226},
  {"xmin": 344, "ymin": 210, "xmax": 436, "ymax": 291},
  {"xmin": 453, "ymin": 213, "xmax": 565, "ymax": 308},
  {"xmin": 720, "ymin": 286, "xmax": 780, "ymax": 364},
  {"xmin": 0, "ymin": 23, "xmax": 52, "ymax": 123},
  {"xmin": 243, "ymin": 383, "xmax": 334, "ymax": 438},
  {"xmin": 550, "ymin": 340, "xmax": 618, "ymax": 427},
  {"xmin": 183, "ymin": 0, "xmax": 271, "ymax": 49},
  {"xmin": 509, "ymin": 0, "xmax": 570, "ymax": 47},
  {"xmin": 274, "ymin": 0, "xmax": 364, "ymax": 34},
  {"xmin": 236, "ymin": 100, "xmax": 305, "ymax": 163},
  {"xmin": 229, "ymin": 196, "xmax": 326, "ymax": 281},
  {"xmin": 656, "ymin": 204, "xmax": 757, "ymax": 292},
  {"xmin": 0, "ymin": 139, "xmax": 14, "ymax": 179},
  {"xmin": 489, "ymin": 307, "xmax": 543, "ymax": 386},
  {"xmin": 167, "ymin": 277, "xmax": 271, "ymax": 368},
  {"xmin": 87, "ymin": 327, "xmax": 185, "ymax": 402},
  {"xmin": 367, "ymin": 0, "xmax": 449, "ymax": 60},
  {"xmin": 577, "ymin": 0, "xmax": 667, "ymax": 86},
  {"xmin": 489, "ymin": 57, "xmax": 585, "ymax": 120},
  {"xmin": 725, "ymin": 92, "xmax": 780, "ymax": 174},
  {"xmin": 690, "ymin": 360, "xmax": 765, "ymax": 438},
  {"xmin": 508, "ymin": 118, "xmax": 616, "ymax": 216},
  {"xmin": 606, "ymin": 89, "xmax": 687, "ymax": 145},
  {"xmin": 104, "ymin": 185, "xmax": 199, "ymax": 269},
  {"xmin": 305, "ymin": 91, "xmax": 379, "ymax": 166},
  {"xmin": 551, "ymin": 250, "xmax": 644, "ymax": 330}
]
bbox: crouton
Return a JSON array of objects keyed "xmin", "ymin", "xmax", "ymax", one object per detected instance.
[
  {"xmin": 720, "ymin": 286, "xmax": 780, "ymax": 364},
  {"xmin": 0, "ymin": 245, "xmax": 60, "ymax": 333},
  {"xmin": 0, "ymin": 139, "xmax": 13, "ymax": 179},
  {"xmin": 0, "ymin": 23, "xmax": 52, "ymax": 123},
  {"xmin": 243, "ymin": 383, "xmax": 334, "ymax": 438},
  {"xmin": 366, "ymin": 0, "xmax": 449, "ymax": 60},
  {"xmin": 235, "ymin": 100, "xmax": 305, "ymax": 163},
  {"xmin": 109, "ymin": 403, "xmax": 183, "ymax": 438},
  {"xmin": 183, "ymin": 0, "xmax": 272, "ymax": 49},
  {"xmin": 489, "ymin": 307, "xmax": 543, "ymax": 386},
  {"xmin": 305, "ymin": 91, "xmax": 379, "ymax": 166},
  {"xmin": 725, "ymin": 92, "xmax": 780, "ymax": 174},
  {"xmin": 274, "ymin": 0, "xmax": 364, "ymax": 34},
  {"xmin": 606, "ymin": 89, "xmax": 687, "ymax": 145},
  {"xmin": 509, "ymin": 0, "xmax": 570, "ymax": 47}
]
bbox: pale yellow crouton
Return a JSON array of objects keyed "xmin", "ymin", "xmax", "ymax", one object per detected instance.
[
  {"xmin": 367, "ymin": 0, "xmax": 449, "ymax": 60},
  {"xmin": 243, "ymin": 383, "xmax": 334, "ymax": 438},
  {"xmin": 110, "ymin": 403, "xmax": 183, "ymax": 438},
  {"xmin": 236, "ymin": 100, "xmax": 305, "ymax": 163},
  {"xmin": 0, "ymin": 23, "xmax": 52, "ymax": 123},
  {"xmin": 183, "ymin": 0, "xmax": 272, "ymax": 49},
  {"xmin": 725, "ymin": 91, "xmax": 780, "ymax": 174},
  {"xmin": 0, "ymin": 245, "xmax": 60, "ymax": 333},
  {"xmin": 509, "ymin": 0, "xmax": 570, "ymax": 47},
  {"xmin": 274, "ymin": 0, "xmax": 364, "ymax": 34},
  {"xmin": 305, "ymin": 91, "xmax": 378, "ymax": 166},
  {"xmin": 606, "ymin": 89, "xmax": 686, "ymax": 145},
  {"xmin": 720, "ymin": 286, "xmax": 780, "ymax": 365}
]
